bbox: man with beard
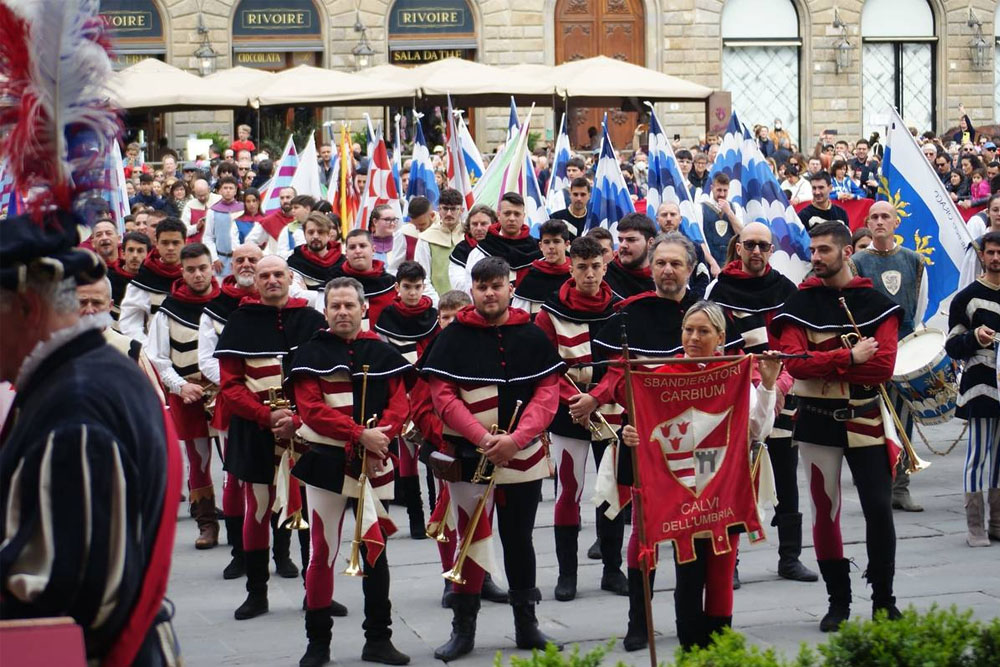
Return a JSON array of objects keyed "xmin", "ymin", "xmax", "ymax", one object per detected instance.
[
  {"xmin": 90, "ymin": 216, "xmax": 121, "ymax": 267},
  {"xmin": 421, "ymin": 256, "xmax": 565, "ymax": 661},
  {"xmin": 852, "ymin": 201, "xmax": 927, "ymax": 512},
  {"xmin": 655, "ymin": 201, "xmax": 715, "ymax": 296},
  {"xmin": 700, "ymin": 173, "xmax": 745, "ymax": 267},
  {"xmin": 202, "ymin": 175, "xmax": 245, "ymax": 276},
  {"xmin": 771, "ymin": 220, "xmax": 903, "ymax": 632},
  {"xmin": 333, "ymin": 229, "xmax": 397, "ymax": 332},
  {"xmin": 550, "ymin": 177, "xmax": 590, "ymax": 238},
  {"xmin": 797, "ymin": 172, "xmax": 850, "ymax": 232},
  {"xmin": 289, "ymin": 212, "xmax": 345, "ymax": 310},
  {"xmin": 447, "ymin": 204, "xmax": 495, "ymax": 295},
  {"xmin": 182, "ymin": 178, "xmax": 220, "ymax": 242},
  {"xmin": 704, "ymin": 222, "xmax": 818, "ymax": 583},
  {"xmin": 417, "ymin": 188, "xmax": 472, "ymax": 295},
  {"xmin": 602, "ymin": 213, "xmax": 655, "ymax": 299},
  {"xmin": 512, "ymin": 220, "xmax": 571, "ymax": 317},
  {"xmin": 291, "ymin": 277, "xmax": 413, "ymax": 667},
  {"xmin": 215, "ymin": 256, "xmax": 327, "ymax": 620},
  {"xmin": 533, "ymin": 236, "xmax": 627, "ymax": 603},
  {"xmin": 107, "ymin": 231, "xmax": 149, "ymax": 325},
  {"xmin": 575, "ymin": 232, "xmax": 731, "ymax": 651},
  {"xmin": 245, "ymin": 186, "xmax": 298, "ymax": 257},
  {"xmin": 147, "ymin": 242, "xmax": 222, "ymax": 549},
  {"xmin": 120, "ymin": 218, "xmax": 187, "ymax": 344},
  {"xmin": 464, "ymin": 193, "xmax": 541, "ymax": 288}
]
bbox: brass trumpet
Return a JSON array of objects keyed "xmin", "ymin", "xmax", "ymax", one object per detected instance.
[
  {"xmin": 265, "ymin": 355, "xmax": 309, "ymax": 530},
  {"xmin": 565, "ymin": 377, "xmax": 617, "ymax": 442},
  {"xmin": 344, "ymin": 365, "xmax": 376, "ymax": 577},
  {"xmin": 443, "ymin": 400, "xmax": 523, "ymax": 585},
  {"xmin": 838, "ymin": 298, "xmax": 931, "ymax": 475}
]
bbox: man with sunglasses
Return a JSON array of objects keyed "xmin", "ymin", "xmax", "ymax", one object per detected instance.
[{"xmin": 705, "ymin": 223, "xmax": 818, "ymax": 584}]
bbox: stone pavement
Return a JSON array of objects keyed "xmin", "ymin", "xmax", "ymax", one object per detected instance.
[{"xmin": 167, "ymin": 417, "xmax": 1000, "ymax": 666}]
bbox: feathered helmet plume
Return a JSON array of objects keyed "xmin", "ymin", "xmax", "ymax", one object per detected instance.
[{"xmin": 0, "ymin": 0, "xmax": 119, "ymax": 290}]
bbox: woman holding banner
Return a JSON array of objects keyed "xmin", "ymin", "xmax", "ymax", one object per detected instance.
[{"xmin": 620, "ymin": 300, "xmax": 781, "ymax": 652}]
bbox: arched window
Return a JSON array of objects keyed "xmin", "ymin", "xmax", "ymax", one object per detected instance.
[
  {"xmin": 861, "ymin": 0, "xmax": 935, "ymax": 135},
  {"xmin": 721, "ymin": 0, "xmax": 801, "ymax": 144}
]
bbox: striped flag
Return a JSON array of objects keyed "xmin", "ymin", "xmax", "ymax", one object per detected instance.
[
  {"xmin": 545, "ymin": 113, "xmax": 572, "ymax": 213},
  {"xmin": 0, "ymin": 160, "xmax": 15, "ymax": 218},
  {"xmin": 506, "ymin": 98, "xmax": 549, "ymax": 235},
  {"xmin": 104, "ymin": 141, "xmax": 130, "ymax": 232},
  {"xmin": 355, "ymin": 134, "xmax": 403, "ymax": 231},
  {"xmin": 326, "ymin": 124, "xmax": 360, "ymax": 240},
  {"xmin": 456, "ymin": 111, "xmax": 484, "ymax": 183},
  {"xmin": 645, "ymin": 102, "xmax": 702, "ymax": 243},
  {"xmin": 584, "ymin": 120, "xmax": 635, "ymax": 240},
  {"xmin": 446, "ymin": 94, "xmax": 475, "ymax": 213},
  {"xmin": 290, "ymin": 137, "xmax": 322, "ymax": 200},
  {"xmin": 472, "ymin": 104, "xmax": 533, "ymax": 211},
  {"xmin": 406, "ymin": 113, "xmax": 440, "ymax": 207},
  {"xmin": 262, "ymin": 135, "xmax": 298, "ymax": 214}
]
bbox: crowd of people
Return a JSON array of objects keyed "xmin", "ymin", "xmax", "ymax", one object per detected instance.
[{"xmin": 4, "ymin": 112, "xmax": 1000, "ymax": 667}]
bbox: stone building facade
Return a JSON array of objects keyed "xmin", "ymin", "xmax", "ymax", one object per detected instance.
[{"xmin": 104, "ymin": 0, "xmax": 998, "ymax": 154}]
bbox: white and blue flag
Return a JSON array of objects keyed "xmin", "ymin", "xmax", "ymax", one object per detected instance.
[
  {"xmin": 644, "ymin": 102, "xmax": 702, "ymax": 243},
  {"xmin": 545, "ymin": 113, "xmax": 572, "ymax": 214},
  {"xmin": 880, "ymin": 106, "xmax": 973, "ymax": 324},
  {"xmin": 406, "ymin": 112, "xmax": 440, "ymax": 207},
  {"xmin": 507, "ymin": 97, "xmax": 549, "ymax": 235},
  {"xmin": 456, "ymin": 111, "xmax": 484, "ymax": 182},
  {"xmin": 584, "ymin": 120, "xmax": 634, "ymax": 241}
]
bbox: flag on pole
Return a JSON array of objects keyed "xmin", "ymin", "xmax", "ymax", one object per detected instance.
[
  {"xmin": 262, "ymin": 135, "xmax": 298, "ymax": 214},
  {"xmin": 456, "ymin": 111, "xmax": 484, "ymax": 182},
  {"xmin": 506, "ymin": 97, "xmax": 549, "ymax": 235},
  {"xmin": 355, "ymin": 134, "xmax": 403, "ymax": 231},
  {"xmin": 363, "ymin": 113, "xmax": 377, "ymax": 163},
  {"xmin": 880, "ymin": 106, "xmax": 974, "ymax": 324},
  {"xmin": 290, "ymin": 137, "xmax": 322, "ymax": 200},
  {"xmin": 708, "ymin": 110, "xmax": 811, "ymax": 282},
  {"xmin": 102, "ymin": 141, "xmax": 130, "ymax": 232},
  {"xmin": 446, "ymin": 94, "xmax": 475, "ymax": 212},
  {"xmin": 545, "ymin": 113, "xmax": 572, "ymax": 213},
  {"xmin": 584, "ymin": 121, "xmax": 634, "ymax": 240},
  {"xmin": 0, "ymin": 160, "xmax": 15, "ymax": 218},
  {"xmin": 472, "ymin": 105, "xmax": 533, "ymax": 211},
  {"xmin": 326, "ymin": 124, "xmax": 361, "ymax": 240},
  {"xmin": 407, "ymin": 113, "xmax": 440, "ymax": 207},
  {"xmin": 392, "ymin": 113, "xmax": 403, "ymax": 198},
  {"xmin": 644, "ymin": 102, "xmax": 702, "ymax": 243}
]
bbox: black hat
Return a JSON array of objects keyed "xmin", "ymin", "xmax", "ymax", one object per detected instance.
[{"xmin": 0, "ymin": 211, "xmax": 106, "ymax": 292}]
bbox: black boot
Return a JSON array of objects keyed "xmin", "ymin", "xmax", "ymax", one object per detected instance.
[
  {"xmin": 623, "ymin": 567, "xmax": 655, "ymax": 651},
  {"xmin": 776, "ymin": 513, "xmax": 819, "ymax": 582},
  {"xmin": 599, "ymin": 511, "xmax": 628, "ymax": 595},
  {"xmin": 441, "ymin": 580, "xmax": 454, "ymax": 609},
  {"xmin": 401, "ymin": 476, "xmax": 426, "ymax": 540},
  {"xmin": 299, "ymin": 608, "xmax": 332, "ymax": 667},
  {"xmin": 866, "ymin": 563, "xmax": 902, "ymax": 621},
  {"xmin": 360, "ymin": 548, "xmax": 410, "ymax": 665},
  {"xmin": 586, "ymin": 507, "xmax": 602, "ymax": 560},
  {"xmin": 553, "ymin": 525, "xmax": 578, "ymax": 601},
  {"xmin": 330, "ymin": 599, "xmax": 348, "ymax": 617},
  {"xmin": 732, "ymin": 558, "xmax": 741, "ymax": 590},
  {"xmin": 704, "ymin": 616, "xmax": 732, "ymax": 646},
  {"xmin": 272, "ymin": 516, "xmax": 299, "ymax": 578},
  {"xmin": 235, "ymin": 549, "xmax": 269, "ymax": 620},
  {"xmin": 480, "ymin": 573, "xmax": 508, "ymax": 603},
  {"xmin": 818, "ymin": 559, "xmax": 852, "ymax": 632},
  {"xmin": 222, "ymin": 516, "xmax": 246, "ymax": 580},
  {"xmin": 510, "ymin": 588, "xmax": 563, "ymax": 651},
  {"xmin": 434, "ymin": 593, "xmax": 480, "ymax": 661}
]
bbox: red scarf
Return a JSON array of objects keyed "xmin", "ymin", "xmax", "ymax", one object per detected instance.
[
  {"xmin": 301, "ymin": 242, "xmax": 343, "ymax": 267},
  {"xmin": 612, "ymin": 256, "xmax": 652, "ymax": 280},
  {"xmin": 392, "ymin": 294, "xmax": 433, "ymax": 317},
  {"xmin": 800, "ymin": 275, "xmax": 873, "ymax": 290},
  {"xmin": 143, "ymin": 250, "xmax": 182, "ymax": 279},
  {"xmin": 258, "ymin": 210, "xmax": 294, "ymax": 240},
  {"xmin": 465, "ymin": 233, "xmax": 479, "ymax": 248},
  {"xmin": 613, "ymin": 290, "xmax": 658, "ymax": 312},
  {"xmin": 109, "ymin": 259, "xmax": 137, "ymax": 279},
  {"xmin": 455, "ymin": 303, "xmax": 531, "ymax": 328},
  {"xmin": 341, "ymin": 258, "xmax": 387, "ymax": 279},
  {"xmin": 720, "ymin": 259, "xmax": 771, "ymax": 279},
  {"xmin": 220, "ymin": 274, "xmax": 257, "ymax": 300},
  {"xmin": 170, "ymin": 277, "xmax": 221, "ymax": 304},
  {"xmin": 238, "ymin": 295, "xmax": 311, "ymax": 309},
  {"xmin": 530, "ymin": 257, "xmax": 571, "ymax": 275},
  {"xmin": 560, "ymin": 279, "xmax": 613, "ymax": 312},
  {"xmin": 488, "ymin": 222, "xmax": 531, "ymax": 240}
]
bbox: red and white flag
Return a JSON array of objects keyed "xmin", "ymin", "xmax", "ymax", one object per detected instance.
[
  {"xmin": 354, "ymin": 134, "xmax": 402, "ymax": 231},
  {"xmin": 629, "ymin": 356, "xmax": 764, "ymax": 564},
  {"xmin": 445, "ymin": 94, "xmax": 474, "ymax": 213}
]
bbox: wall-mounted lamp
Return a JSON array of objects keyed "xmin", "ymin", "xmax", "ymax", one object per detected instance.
[
  {"xmin": 967, "ymin": 7, "xmax": 990, "ymax": 70},
  {"xmin": 351, "ymin": 11, "xmax": 375, "ymax": 70},
  {"xmin": 832, "ymin": 8, "xmax": 852, "ymax": 74},
  {"xmin": 194, "ymin": 15, "xmax": 218, "ymax": 76}
]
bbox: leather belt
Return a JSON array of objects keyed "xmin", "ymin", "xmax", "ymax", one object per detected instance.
[
  {"xmin": 798, "ymin": 398, "xmax": 880, "ymax": 422},
  {"xmin": 218, "ymin": 251, "xmax": 233, "ymax": 258}
]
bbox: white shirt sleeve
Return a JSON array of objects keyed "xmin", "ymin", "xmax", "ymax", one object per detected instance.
[
  {"xmin": 958, "ymin": 216, "xmax": 986, "ymax": 292},
  {"xmin": 198, "ymin": 312, "xmax": 221, "ymax": 386},
  {"xmin": 464, "ymin": 247, "xmax": 487, "ymax": 295},
  {"xmin": 449, "ymin": 259, "xmax": 469, "ymax": 296},
  {"xmin": 414, "ymin": 239, "xmax": 433, "ymax": 281},
  {"xmin": 749, "ymin": 384, "xmax": 777, "ymax": 443},
  {"xmin": 511, "ymin": 295, "xmax": 532, "ymax": 313},
  {"xmin": 387, "ymin": 230, "xmax": 408, "ymax": 274},
  {"xmin": 422, "ymin": 274, "xmax": 439, "ymax": 307},
  {"xmin": 202, "ymin": 211, "xmax": 218, "ymax": 261},
  {"xmin": 118, "ymin": 283, "xmax": 152, "ymax": 345},
  {"xmin": 146, "ymin": 311, "xmax": 185, "ymax": 395},
  {"xmin": 244, "ymin": 222, "xmax": 266, "ymax": 248}
]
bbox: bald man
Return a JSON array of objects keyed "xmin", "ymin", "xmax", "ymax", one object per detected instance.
[
  {"xmin": 182, "ymin": 178, "xmax": 221, "ymax": 241},
  {"xmin": 215, "ymin": 254, "xmax": 327, "ymax": 620},
  {"xmin": 852, "ymin": 201, "xmax": 928, "ymax": 512},
  {"xmin": 705, "ymin": 222, "xmax": 817, "ymax": 583},
  {"xmin": 656, "ymin": 201, "xmax": 715, "ymax": 297}
]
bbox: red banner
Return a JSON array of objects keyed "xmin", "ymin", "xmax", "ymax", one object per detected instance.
[
  {"xmin": 629, "ymin": 357, "xmax": 763, "ymax": 564},
  {"xmin": 793, "ymin": 199, "xmax": 985, "ymax": 232}
]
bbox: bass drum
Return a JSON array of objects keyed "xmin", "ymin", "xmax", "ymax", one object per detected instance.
[{"xmin": 891, "ymin": 328, "xmax": 958, "ymax": 425}]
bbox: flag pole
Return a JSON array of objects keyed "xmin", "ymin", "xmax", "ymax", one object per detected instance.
[{"xmin": 620, "ymin": 318, "xmax": 657, "ymax": 667}]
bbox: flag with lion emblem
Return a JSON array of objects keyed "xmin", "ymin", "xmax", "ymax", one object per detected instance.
[{"xmin": 629, "ymin": 356, "xmax": 764, "ymax": 564}]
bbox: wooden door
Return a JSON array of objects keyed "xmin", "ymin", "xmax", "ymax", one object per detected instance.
[{"xmin": 554, "ymin": 0, "xmax": 645, "ymax": 151}]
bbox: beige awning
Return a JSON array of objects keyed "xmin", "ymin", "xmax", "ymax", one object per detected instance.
[
  {"xmin": 554, "ymin": 56, "xmax": 713, "ymax": 104},
  {"xmin": 112, "ymin": 59, "xmax": 250, "ymax": 111},
  {"xmin": 203, "ymin": 66, "xmax": 276, "ymax": 108},
  {"xmin": 254, "ymin": 65, "xmax": 417, "ymax": 107}
]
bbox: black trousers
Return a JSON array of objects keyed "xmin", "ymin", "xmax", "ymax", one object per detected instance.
[{"xmin": 496, "ymin": 479, "xmax": 543, "ymax": 591}]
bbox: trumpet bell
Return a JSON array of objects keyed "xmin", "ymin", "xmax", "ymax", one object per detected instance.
[
  {"xmin": 343, "ymin": 548, "xmax": 366, "ymax": 577},
  {"xmin": 906, "ymin": 452, "xmax": 932, "ymax": 475},
  {"xmin": 283, "ymin": 510, "xmax": 309, "ymax": 531},
  {"xmin": 442, "ymin": 567, "xmax": 466, "ymax": 585}
]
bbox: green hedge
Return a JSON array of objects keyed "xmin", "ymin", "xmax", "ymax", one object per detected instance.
[{"xmin": 491, "ymin": 606, "xmax": 1000, "ymax": 667}]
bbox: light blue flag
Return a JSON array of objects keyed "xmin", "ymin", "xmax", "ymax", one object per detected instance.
[
  {"xmin": 584, "ymin": 120, "xmax": 635, "ymax": 241},
  {"xmin": 880, "ymin": 106, "xmax": 973, "ymax": 323},
  {"xmin": 406, "ymin": 113, "xmax": 440, "ymax": 207},
  {"xmin": 644, "ymin": 102, "xmax": 702, "ymax": 243},
  {"xmin": 507, "ymin": 97, "xmax": 549, "ymax": 235},
  {"xmin": 545, "ymin": 113, "xmax": 572, "ymax": 214}
]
